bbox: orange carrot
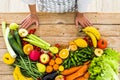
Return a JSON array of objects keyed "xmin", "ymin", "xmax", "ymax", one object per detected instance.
[
  {"xmin": 61, "ymin": 66, "xmax": 82, "ymax": 76},
  {"xmin": 84, "ymin": 72, "xmax": 90, "ymax": 79},
  {"xmin": 75, "ymin": 76, "xmax": 86, "ymax": 80},
  {"xmin": 66, "ymin": 64, "xmax": 88, "ymax": 80},
  {"xmin": 84, "ymin": 61, "xmax": 90, "ymax": 65}
]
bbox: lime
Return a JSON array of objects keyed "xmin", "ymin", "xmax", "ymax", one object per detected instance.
[{"xmin": 49, "ymin": 47, "xmax": 59, "ymax": 54}]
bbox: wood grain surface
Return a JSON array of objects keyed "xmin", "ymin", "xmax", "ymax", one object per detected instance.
[{"xmin": 0, "ymin": 13, "xmax": 120, "ymax": 80}]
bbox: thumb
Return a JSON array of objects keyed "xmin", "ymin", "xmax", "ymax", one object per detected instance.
[
  {"xmin": 75, "ymin": 20, "xmax": 78, "ymax": 28},
  {"xmin": 35, "ymin": 21, "xmax": 39, "ymax": 28}
]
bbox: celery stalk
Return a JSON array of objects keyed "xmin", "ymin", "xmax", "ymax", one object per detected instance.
[
  {"xmin": 29, "ymin": 34, "xmax": 50, "ymax": 47},
  {"xmin": 23, "ymin": 38, "xmax": 49, "ymax": 50},
  {"xmin": 2, "ymin": 22, "xmax": 17, "ymax": 58}
]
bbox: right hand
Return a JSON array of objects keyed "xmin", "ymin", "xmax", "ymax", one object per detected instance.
[{"xmin": 21, "ymin": 14, "xmax": 39, "ymax": 29}]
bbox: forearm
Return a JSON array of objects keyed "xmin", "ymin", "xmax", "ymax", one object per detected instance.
[{"xmin": 29, "ymin": 4, "xmax": 37, "ymax": 15}]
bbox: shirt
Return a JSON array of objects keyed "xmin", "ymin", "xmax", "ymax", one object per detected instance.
[{"xmin": 23, "ymin": 0, "xmax": 95, "ymax": 13}]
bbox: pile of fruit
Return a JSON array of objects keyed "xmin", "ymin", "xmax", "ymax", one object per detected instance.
[{"xmin": 2, "ymin": 22, "xmax": 120, "ymax": 80}]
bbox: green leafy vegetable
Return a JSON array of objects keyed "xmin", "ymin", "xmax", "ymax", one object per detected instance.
[{"xmin": 88, "ymin": 48, "xmax": 120, "ymax": 80}]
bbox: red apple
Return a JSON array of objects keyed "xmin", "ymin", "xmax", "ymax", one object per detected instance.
[
  {"xmin": 29, "ymin": 50, "xmax": 40, "ymax": 61},
  {"xmin": 55, "ymin": 75, "xmax": 66, "ymax": 80},
  {"xmin": 97, "ymin": 39, "xmax": 108, "ymax": 49},
  {"xmin": 40, "ymin": 53, "xmax": 50, "ymax": 64}
]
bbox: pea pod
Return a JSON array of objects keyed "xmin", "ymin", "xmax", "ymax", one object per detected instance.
[{"xmin": 71, "ymin": 57, "xmax": 76, "ymax": 66}]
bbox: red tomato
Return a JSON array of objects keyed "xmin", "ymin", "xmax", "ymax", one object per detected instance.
[
  {"xmin": 97, "ymin": 39, "xmax": 108, "ymax": 49},
  {"xmin": 55, "ymin": 43, "xmax": 60, "ymax": 48}
]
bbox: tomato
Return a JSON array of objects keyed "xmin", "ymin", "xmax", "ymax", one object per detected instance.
[
  {"xmin": 55, "ymin": 43, "xmax": 60, "ymax": 48},
  {"xmin": 97, "ymin": 39, "xmax": 108, "ymax": 49}
]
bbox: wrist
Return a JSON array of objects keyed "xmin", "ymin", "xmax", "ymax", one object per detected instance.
[{"xmin": 29, "ymin": 4, "xmax": 37, "ymax": 15}]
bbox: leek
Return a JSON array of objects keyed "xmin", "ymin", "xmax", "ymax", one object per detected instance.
[{"xmin": 2, "ymin": 22, "xmax": 17, "ymax": 58}]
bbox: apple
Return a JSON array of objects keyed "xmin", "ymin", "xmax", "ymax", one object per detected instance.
[
  {"xmin": 18, "ymin": 28, "xmax": 28, "ymax": 37},
  {"xmin": 40, "ymin": 53, "xmax": 50, "ymax": 64},
  {"xmin": 94, "ymin": 48, "xmax": 103, "ymax": 56},
  {"xmin": 9, "ymin": 23, "xmax": 19, "ymax": 30},
  {"xmin": 97, "ymin": 39, "xmax": 108, "ymax": 49},
  {"xmin": 55, "ymin": 75, "xmax": 66, "ymax": 80},
  {"xmin": 36, "ymin": 63, "xmax": 46, "ymax": 73},
  {"xmin": 29, "ymin": 50, "xmax": 40, "ymax": 61}
]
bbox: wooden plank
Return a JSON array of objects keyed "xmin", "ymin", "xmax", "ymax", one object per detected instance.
[
  {"xmin": 0, "ymin": 13, "xmax": 120, "ymax": 24},
  {"xmin": 0, "ymin": 62, "xmax": 13, "ymax": 75},
  {"xmin": 0, "ymin": 36, "xmax": 120, "ymax": 49},
  {"xmin": 0, "ymin": 24, "xmax": 120, "ymax": 37},
  {"xmin": 0, "ymin": 75, "xmax": 14, "ymax": 80}
]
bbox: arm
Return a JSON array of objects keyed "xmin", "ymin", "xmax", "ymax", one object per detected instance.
[
  {"xmin": 75, "ymin": 0, "xmax": 92, "ymax": 28},
  {"xmin": 21, "ymin": 0, "xmax": 39, "ymax": 29}
]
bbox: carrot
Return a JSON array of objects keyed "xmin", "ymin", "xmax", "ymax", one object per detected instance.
[
  {"xmin": 75, "ymin": 76, "xmax": 86, "ymax": 80},
  {"xmin": 84, "ymin": 61, "xmax": 90, "ymax": 65},
  {"xmin": 66, "ymin": 64, "xmax": 88, "ymax": 80},
  {"xmin": 55, "ymin": 57, "xmax": 63, "ymax": 65},
  {"xmin": 84, "ymin": 72, "xmax": 90, "ymax": 79},
  {"xmin": 49, "ymin": 59, "xmax": 55, "ymax": 66},
  {"xmin": 46, "ymin": 65, "xmax": 53, "ymax": 73},
  {"xmin": 53, "ymin": 64, "xmax": 59, "ymax": 71},
  {"xmin": 61, "ymin": 66, "xmax": 82, "ymax": 76}
]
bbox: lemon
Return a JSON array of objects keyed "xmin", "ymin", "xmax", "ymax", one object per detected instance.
[
  {"xmin": 59, "ymin": 65, "xmax": 64, "ymax": 71},
  {"xmin": 59, "ymin": 49, "xmax": 69, "ymax": 59}
]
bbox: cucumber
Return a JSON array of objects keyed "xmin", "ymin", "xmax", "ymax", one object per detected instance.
[
  {"xmin": 13, "ymin": 30, "xmax": 22, "ymax": 49},
  {"xmin": 8, "ymin": 33, "xmax": 24, "ymax": 56}
]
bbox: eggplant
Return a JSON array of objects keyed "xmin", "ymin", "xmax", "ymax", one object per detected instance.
[{"xmin": 42, "ymin": 71, "xmax": 58, "ymax": 80}]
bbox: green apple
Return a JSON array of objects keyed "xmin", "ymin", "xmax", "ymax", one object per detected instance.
[
  {"xmin": 9, "ymin": 23, "xmax": 19, "ymax": 30},
  {"xmin": 18, "ymin": 28, "xmax": 28, "ymax": 37},
  {"xmin": 94, "ymin": 48, "xmax": 103, "ymax": 56},
  {"xmin": 49, "ymin": 46, "xmax": 59, "ymax": 54},
  {"xmin": 36, "ymin": 63, "xmax": 46, "ymax": 73}
]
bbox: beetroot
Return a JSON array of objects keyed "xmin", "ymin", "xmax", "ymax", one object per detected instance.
[{"xmin": 29, "ymin": 50, "xmax": 40, "ymax": 61}]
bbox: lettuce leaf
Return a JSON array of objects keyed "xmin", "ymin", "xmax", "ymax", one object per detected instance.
[{"xmin": 88, "ymin": 48, "xmax": 120, "ymax": 80}]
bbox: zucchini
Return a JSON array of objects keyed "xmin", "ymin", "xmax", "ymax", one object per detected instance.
[
  {"xmin": 13, "ymin": 30, "xmax": 22, "ymax": 49},
  {"xmin": 8, "ymin": 33, "xmax": 24, "ymax": 56}
]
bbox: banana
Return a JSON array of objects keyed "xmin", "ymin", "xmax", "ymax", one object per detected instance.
[
  {"xmin": 85, "ymin": 31, "xmax": 97, "ymax": 47},
  {"xmin": 83, "ymin": 27, "xmax": 101, "ymax": 40}
]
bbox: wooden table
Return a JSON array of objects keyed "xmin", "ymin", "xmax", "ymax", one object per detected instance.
[{"xmin": 0, "ymin": 13, "xmax": 120, "ymax": 79}]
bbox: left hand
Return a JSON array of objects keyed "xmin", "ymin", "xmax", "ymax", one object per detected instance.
[{"xmin": 75, "ymin": 12, "xmax": 92, "ymax": 28}]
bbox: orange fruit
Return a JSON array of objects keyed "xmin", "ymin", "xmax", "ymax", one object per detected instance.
[
  {"xmin": 59, "ymin": 49, "xmax": 69, "ymax": 59},
  {"xmin": 55, "ymin": 58, "xmax": 63, "ymax": 65},
  {"xmin": 49, "ymin": 59, "xmax": 55, "ymax": 66},
  {"xmin": 46, "ymin": 65, "xmax": 53, "ymax": 73},
  {"xmin": 23, "ymin": 44, "xmax": 34, "ymax": 55},
  {"xmin": 53, "ymin": 64, "xmax": 59, "ymax": 71}
]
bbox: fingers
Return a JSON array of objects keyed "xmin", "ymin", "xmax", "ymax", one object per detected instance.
[{"xmin": 20, "ymin": 14, "xmax": 39, "ymax": 29}]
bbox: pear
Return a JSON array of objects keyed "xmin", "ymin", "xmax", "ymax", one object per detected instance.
[{"xmin": 36, "ymin": 63, "xmax": 46, "ymax": 73}]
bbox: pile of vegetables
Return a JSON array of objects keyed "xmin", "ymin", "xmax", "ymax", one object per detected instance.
[{"xmin": 2, "ymin": 21, "xmax": 120, "ymax": 80}]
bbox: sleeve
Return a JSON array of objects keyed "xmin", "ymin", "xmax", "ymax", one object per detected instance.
[
  {"xmin": 77, "ymin": 0, "xmax": 97, "ymax": 12},
  {"xmin": 22, "ymin": 0, "xmax": 36, "ymax": 5}
]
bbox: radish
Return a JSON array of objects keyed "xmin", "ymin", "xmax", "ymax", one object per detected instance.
[{"xmin": 29, "ymin": 50, "xmax": 40, "ymax": 61}]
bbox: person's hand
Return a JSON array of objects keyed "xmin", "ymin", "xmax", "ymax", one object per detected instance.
[
  {"xmin": 75, "ymin": 12, "xmax": 92, "ymax": 28},
  {"xmin": 21, "ymin": 14, "xmax": 39, "ymax": 29}
]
